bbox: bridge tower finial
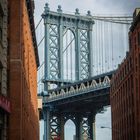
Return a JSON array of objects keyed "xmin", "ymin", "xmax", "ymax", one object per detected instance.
[
  {"xmin": 57, "ymin": 5, "xmax": 62, "ymax": 13},
  {"xmin": 45, "ymin": 3, "xmax": 50, "ymax": 12},
  {"xmin": 87, "ymin": 10, "xmax": 91, "ymax": 16},
  {"xmin": 75, "ymin": 8, "xmax": 80, "ymax": 15}
]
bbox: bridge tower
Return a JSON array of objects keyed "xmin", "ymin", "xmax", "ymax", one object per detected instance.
[
  {"xmin": 42, "ymin": 3, "xmax": 95, "ymax": 140},
  {"xmin": 42, "ymin": 3, "xmax": 94, "ymax": 84}
]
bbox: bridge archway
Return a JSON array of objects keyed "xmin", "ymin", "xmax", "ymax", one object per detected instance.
[
  {"xmin": 64, "ymin": 119, "xmax": 76, "ymax": 140},
  {"xmin": 63, "ymin": 29, "xmax": 76, "ymax": 81}
]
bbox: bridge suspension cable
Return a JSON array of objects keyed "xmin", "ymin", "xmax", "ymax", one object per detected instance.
[
  {"xmin": 63, "ymin": 10, "xmax": 133, "ymax": 24},
  {"xmin": 92, "ymin": 16, "xmax": 130, "ymax": 76},
  {"xmin": 92, "ymin": 17, "xmax": 132, "ymax": 24},
  {"xmin": 36, "ymin": 12, "xmax": 131, "ymax": 90},
  {"xmin": 35, "ymin": 17, "xmax": 43, "ymax": 30},
  {"xmin": 37, "ymin": 36, "xmax": 45, "ymax": 48}
]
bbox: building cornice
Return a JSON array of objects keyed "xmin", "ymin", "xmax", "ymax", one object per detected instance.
[
  {"xmin": 26, "ymin": 0, "xmax": 40, "ymax": 67},
  {"xmin": 130, "ymin": 8, "xmax": 140, "ymax": 32}
]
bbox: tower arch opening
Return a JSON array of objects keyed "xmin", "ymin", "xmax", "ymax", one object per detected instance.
[
  {"xmin": 63, "ymin": 29, "xmax": 76, "ymax": 81},
  {"xmin": 64, "ymin": 119, "xmax": 76, "ymax": 140}
]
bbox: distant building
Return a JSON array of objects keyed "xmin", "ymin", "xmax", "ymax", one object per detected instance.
[
  {"xmin": 8, "ymin": 0, "xmax": 39, "ymax": 140},
  {"xmin": 0, "ymin": 0, "xmax": 10, "ymax": 140},
  {"xmin": 110, "ymin": 8, "xmax": 140, "ymax": 140}
]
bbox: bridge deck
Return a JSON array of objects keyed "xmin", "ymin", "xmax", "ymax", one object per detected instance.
[{"xmin": 42, "ymin": 71, "xmax": 115, "ymax": 113}]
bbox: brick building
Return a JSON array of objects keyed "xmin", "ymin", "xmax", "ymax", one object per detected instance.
[
  {"xmin": 110, "ymin": 8, "xmax": 140, "ymax": 140},
  {"xmin": 8, "ymin": 0, "xmax": 39, "ymax": 140},
  {"xmin": 0, "ymin": 0, "xmax": 10, "ymax": 140}
]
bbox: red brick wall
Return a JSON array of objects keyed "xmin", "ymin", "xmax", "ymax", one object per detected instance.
[
  {"xmin": 130, "ymin": 21, "xmax": 140, "ymax": 139},
  {"xmin": 8, "ymin": 0, "xmax": 39, "ymax": 140},
  {"xmin": 110, "ymin": 13, "xmax": 140, "ymax": 140}
]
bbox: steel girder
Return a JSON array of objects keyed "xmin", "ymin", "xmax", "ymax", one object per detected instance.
[
  {"xmin": 49, "ymin": 25, "xmax": 59, "ymax": 80},
  {"xmin": 80, "ymin": 30, "xmax": 89, "ymax": 79}
]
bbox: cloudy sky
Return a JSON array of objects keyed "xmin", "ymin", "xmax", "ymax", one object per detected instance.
[
  {"xmin": 35, "ymin": 0, "xmax": 140, "ymax": 21},
  {"xmin": 34, "ymin": 0, "xmax": 140, "ymax": 140}
]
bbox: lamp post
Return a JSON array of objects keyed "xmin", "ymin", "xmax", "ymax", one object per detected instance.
[
  {"xmin": 101, "ymin": 126, "xmax": 111, "ymax": 129},
  {"xmin": 101, "ymin": 126, "xmax": 120, "ymax": 139},
  {"xmin": 100, "ymin": 126, "xmax": 119, "ymax": 133}
]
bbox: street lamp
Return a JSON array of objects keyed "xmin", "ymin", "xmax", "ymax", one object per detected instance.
[
  {"xmin": 101, "ymin": 126, "xmax": 120, "ymax": 133},
  {"xmin": 101, "ymin": 126, "xmax": 111, "ymax": 129}
]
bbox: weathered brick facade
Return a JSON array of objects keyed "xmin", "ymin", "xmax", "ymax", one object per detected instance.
[
  {"xmin": 0, "ymin": 0, "xmax": 9, "ymax": 140},
  {"xmin": 0, "ymin": 0, "xmax": 8, "ymax": 97},
  {"xmin": 110, "ymin": 8, "xmax": 140, "ymax": 140},
  {"xmin": 8, "ymin": 0, "xmax": 39, "ymax": 140}
]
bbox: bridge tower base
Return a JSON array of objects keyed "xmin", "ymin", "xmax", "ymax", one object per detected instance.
[{"xmin": 43, "ymin": 108, "xmax": 96, "ymax": 140}]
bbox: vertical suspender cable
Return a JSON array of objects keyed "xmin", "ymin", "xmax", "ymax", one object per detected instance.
[
  {"xmin": 66, "ymin": 30, "xmax": 68, "ymax": 80},
  {"xmin": 123, "ymin": 22, "xmax": 125, "ymax": 57},
  {"xmin": 94, "ymin": 20, "xmax": 98, "ymax": 75},
  {"xmin": 100, "ymin": 20, "xmax": 102, "ymax": 74},
  {"xmin": 104, "ymin": 22, "xmax": 108, "ymax": 72},
  {"xmin": 98, "ymin": 21, "xmax": 100, "ymax": 74},
  {"xmin": 101, "ymin": 20, "xmax": 104, "ymax": 73},
  {"xmin": 70, "ymin": 31, "xmax": 72, "ymax": 81},
  {"xmin": 123, "ymin": 23, "xmax": 126, "ymax": 58},
  {"xmin": 95, "ymin": 20, "xmax": 97, "ymax": 75},
  {"xmin": 118, "ymin": 20, "xmax": 121, "ymax": 64},
  {"xmin": 93, "ymin": 21, "xmax": 96, "ymax": 76},
  {"xmin": 108, "ymin": 21, "xmax": 110, "ymax": 71},
  {"xmin": 125, "ymin": 17, "xmax": 129, "ymax": 52},
  {"xmin": 111, "ymin": 21, "xmax": 114, "ymax": 70},
  {"xmin": 97, "ymin": 21, "xmax": 100, "ymax": 74},
  {"xmin": 102, "ymin": 20, "xmax": 105, "ymax": 73}
]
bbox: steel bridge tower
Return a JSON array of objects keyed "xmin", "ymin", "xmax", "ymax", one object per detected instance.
[
  {"xmin": 42, "ymin": 3, "xmax": 94, "ymax": 84},
  {"xmin": 42, "ymin": 3, "xmax": 96, "ymax": 140}
]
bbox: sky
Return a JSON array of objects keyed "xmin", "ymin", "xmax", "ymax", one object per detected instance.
[
  {"xmin": 34, "ymin": 0, "xmax": 140, "ymax": 21},
  {"xmin": 34, "ymin": 0, "xmax": 140, "ymax": 140}
]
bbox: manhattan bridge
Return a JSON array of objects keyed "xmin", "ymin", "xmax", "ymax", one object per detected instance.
[{"xmin": 36, "ymin": 3, "xmax": 132, "ymax": 140}]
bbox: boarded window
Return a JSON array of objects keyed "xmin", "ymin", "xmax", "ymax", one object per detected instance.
[{"xmin": 138, "ymin": 32, "xmax": 140, "ymax": 46}]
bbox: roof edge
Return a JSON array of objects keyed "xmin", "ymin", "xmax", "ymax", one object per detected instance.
[{"xmin": 26, "ymin": 0, "xmax": 40, "ymax": 67}]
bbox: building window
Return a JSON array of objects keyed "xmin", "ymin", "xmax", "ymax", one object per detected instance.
[
  {"xmin": 129, "ymin": 38, "xmax": 131, "ymax": 49},
  {"xmin": 138, "ymin": 32, "xmax": 140, "ymax": 46},
  {"xmin": 0, "ymin": 4, "xmax": 4, "ymax": 41}
]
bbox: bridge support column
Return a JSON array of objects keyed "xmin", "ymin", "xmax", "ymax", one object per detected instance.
[
  {"xmin": 75, "ymin": 28, "xmax": 81, "ymax": 81},
  {"xmin": 93, "ymin": 117, "xmax": 96, "ymax": 140},
  {"xmin": 43, "ymin": 107, "xmax": 50, "ymax": 140},
  {"xmin": 75, "ymin": 115, "xmax": 82, "ymax": 140},
  {"xmin": 60, "ymin": 115, "xmax": 65, "ymax": 140},
  {"xmin": 88, "ymin": 115, "xmax": 96, "ymax": 140},
  {"xmin": 74, "ymin": 114, "xmax": 95, "ymax": 140},
  {"xmin": 49, "ymin": 113, "xmax": 64, "ymax": 140}
]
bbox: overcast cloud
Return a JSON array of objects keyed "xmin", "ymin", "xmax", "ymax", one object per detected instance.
[
  {"xmin": 34, "ymin": 0, "xmax": 140, "ymax": 140},
  {"xmin": 35, "ymin": 0, "xmax": 140, "ymax": 22}
]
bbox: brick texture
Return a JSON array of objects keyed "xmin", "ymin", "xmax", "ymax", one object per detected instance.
[
  {"xmin": 110, "ymin": 10, "xmax": 140, "ymax": 140},
  {"xmin": 8, "ymin": 0, "xmax": 39, "ymax": 140}
]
